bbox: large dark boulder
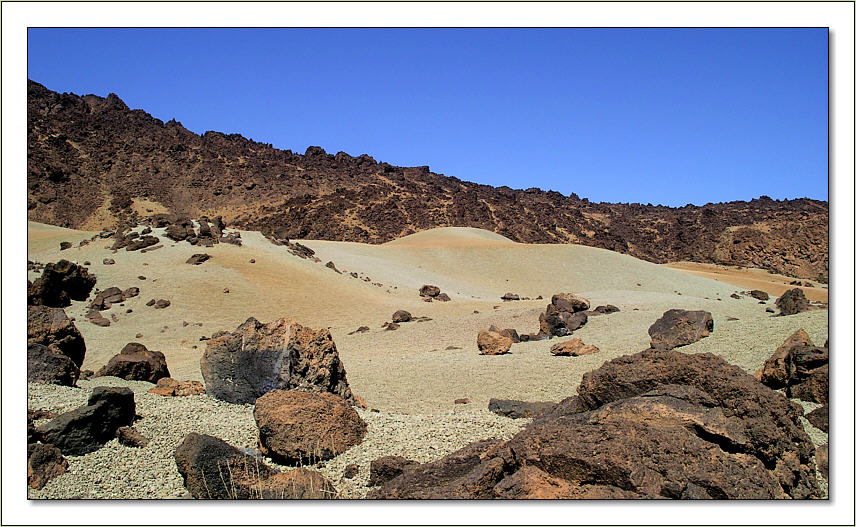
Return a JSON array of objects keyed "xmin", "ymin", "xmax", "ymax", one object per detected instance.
[
  {"xmin": 27, "ymin": 342, "xmax": 79, "ymax": 386},
  {"xmin": 371, "ymin": 350, "xmax": 820, "ymax": 499},
  {"xmin": 201, "ymin": 317, "xmax": 355, "ymax": 405},
  {"xmin": 38, "ymin": 387, "xmax": 135, "ymax": 455},
  {"xmin": 27, "ymin": 305, "xmax": 85, "ymax": 367},
  {"xmin": 776, "ymin": 288, "xmax": 810, "ymax": 315},
  {"xmin": 550, "ymin": 293, "xmax": 590, "ymax": 313},
  {"xmin": 539, "ymin": 304, "xmax": 587, "ymax": 337},
  {"xmin": 174, "ymin": 433, "xmax": 337, "ymax": 499},
  {"xmin": 27, "ymin": 260, "xmax": 96, "ymax": 307},
  {"xmin": 648, "ymin": 309, "xmax": 713, "ymax": 350},
  {"xmin": 96, "ymin": 342, "xmax": 170, "ymax": 383},
  {"xmin": 254, "ymin": 390, "xmax": 367, "ymax": 465},
  {"xmin": 174, "ymin": 432, "xmax": 277, "ymax": 499}
]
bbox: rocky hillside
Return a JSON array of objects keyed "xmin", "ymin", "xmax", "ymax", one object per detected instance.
[{"xmin": 27, "ymin": 80, "xmax": 828, "ymax": 279}]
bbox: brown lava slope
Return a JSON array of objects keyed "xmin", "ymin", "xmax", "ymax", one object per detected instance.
[{"xmin": 28, "ymin": 80, "xmax": 828, "ymax": 279}]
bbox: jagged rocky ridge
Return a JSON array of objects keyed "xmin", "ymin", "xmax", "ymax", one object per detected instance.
[{"xmin": 27, "ymin": 80, "xmax": 828, "ymax": 279}]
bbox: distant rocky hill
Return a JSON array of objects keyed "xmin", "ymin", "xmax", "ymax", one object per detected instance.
[{"xmin": 27, "ymin": 80, "xmax": 828, "ymax": 279}]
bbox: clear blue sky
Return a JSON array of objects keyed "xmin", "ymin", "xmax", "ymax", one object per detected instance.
[{"xmin": 27, "ymin": 28, "xmax": 828, "ymax": 206}]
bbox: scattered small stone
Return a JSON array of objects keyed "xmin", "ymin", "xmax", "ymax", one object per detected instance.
[
  {"xmin": 59, "ymin": 242, "xmax": 71, "ymax": 251},
  {"xmin": 185, "ymin": 253, "xmax": 211, "ymax": 265},
  {"xmin": 103, "ymin": 258, "xmax": 115, "ymax": 265},
  {"xmin": 153, "ymin": 299, "xmax": 170, "ymax": 309},
  {"xmin": 445, "ymin": 346, "xmax": 462, "ymax": 350},
  {"xmin": 550, "ymin": 338, "xmax": 600, "ymax": 356},
  {"xmin": 138, "ymin": 275, "xmax": 146, "ymax": 280},
  {"xmin": 223, "ymin": 288, "xmax": 230, "ymax": 294},
  {"xmin": 135, "ymin": 333, "xmax": 143, "ymax": 338},
  {"xmin": 249, "ymin": 259, "xmax": 256, "ymax": 263},
  {"xmin": 392, "ymin": 310, "xmax": 412, "ymax": 323},
  {"xmin": 116, "ymin": 426, "xmax": 150, "ymax": 448},
  {"xmin": 384, "ymin": 322, "xmax": 400, "ymax": 331},
  {"xmin": 343, "ymin": 463, "xmax": 360, "ymax": 479},
  {"xmin": 730, "ymin": 293, "xmax": 741, "ymax": 299},
  {"xmin": 83, "ymin": 261, "xmax": 91, "ymax": 266},
  {"xmin": 348, "ymin": 326, "xmax": 370, "ymax": 335},
  {"xmin": 454, "ymin": 398, "xmax": 470, "ymax": 405}
]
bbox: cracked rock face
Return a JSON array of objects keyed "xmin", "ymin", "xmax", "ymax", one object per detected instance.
[
  {"xmin": 201, "ymin": 317, "xmax": 354, "ymax": 405},
  {"xmin": 370, "ymin": 349, "xmax": 820, "ymax": 499}
]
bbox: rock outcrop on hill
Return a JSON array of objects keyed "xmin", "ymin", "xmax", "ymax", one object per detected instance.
[{"xmin": 27, "ymin": 80, "xmax": 828, "ymax": 280}]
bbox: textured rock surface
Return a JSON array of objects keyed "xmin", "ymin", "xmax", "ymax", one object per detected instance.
[
  {"xmin": 392, "ymin": 310, "xmax": 412, "ymax": 323},
  {"xmin": 96, "ymin": 343, "xmax": 170, "ymax": 383},
  {"xmin": 550, "ymin": 293, "xmax": 590, "ymax": 313},
  {"xmin": 201, "ymin": 317, "xmax": 355, "ymax": 405},
  {"xmin": 254, "ymin": 390, "xmax": 367, "ymax": 465},
  {"xmin": 27, "ymin": 260, "xmax": 96, "ymax": 307},
  {"xmin": 776, "ymin": 288, "xmax": 810, "ymax": 316},
  {"xmin": 38, "ymin": 386, "xmax": 136, "ymax": 455},
  {"xmin": 253, "ymin": 468, "xmax": 337, "ymax": 499},
  {"xmin": 648, "ymin": 309, "xmax": 714, "ymax": 350},
  {"xmin": 477, "ymin": 330, "xmax": 512, "ymax": 355},
  {"xmin": 28, "ymin": 443, "xmax": 68, "ymax": 489},
  {"xmin": 27, "ymin": 305, "xmax": 86, "ymax": 367},
  {"xmin": 371, "ymin": 350, "xmax": 820, "ymax": 500},
  {"xmin": 27, "ymin": 342, "xmax": 79, "ymax": 386},
  {"xmin": 368, "ymin": 456, "xmax": 420, "ymax": 487},
  {"xmin": 549, "ymin": 338, "xmax": 599, "ymax": 357},
  {"xmin": 756, "ymin": 329, "xmax": 828, "ymax": 404}
]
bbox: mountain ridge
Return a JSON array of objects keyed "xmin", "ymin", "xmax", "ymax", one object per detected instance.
[{"xmin": 27, "ymin": 79, "xmax": 828, "ymax": 279}]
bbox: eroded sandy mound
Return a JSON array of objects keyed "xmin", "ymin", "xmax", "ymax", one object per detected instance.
[{"xmin": 383, "ymin": 227, "xmax": 516, "ymax": 247}]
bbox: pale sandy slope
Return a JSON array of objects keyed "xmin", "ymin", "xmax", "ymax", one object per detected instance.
[{"xmin": 28, "ymin": 222, "xmax": 829, "ymax": 414}]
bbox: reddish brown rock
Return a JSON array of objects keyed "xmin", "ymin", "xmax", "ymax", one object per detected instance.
[
  {"xmin": 806, "ymin": 404, "xmax": 828, "ymax": 433},
  {"xmin": 28, "ymin": 443, "xmax": 68, "ymax": 489},
  {"xmin": 185, "ymin": 253, "xmax": 211, "ymax": 265},
  {"xmin": 549, "ymin": 338, "xmax": 599, "ymax": 357},
  {"xmin": 391, "ymin": 310, "xmax": 412, "ymax": 323},
  {"xmin": 501, "ymin": 292, "xmax": 520, "ymax": 301},
  {"xmin": 253, "ymin": 468, "xmax": 337, "ymax": 499},
  {"xmin": 487, "ymin": 399, "xmax": 557, "ymax": 419},
  {"xmin": 648, "ymin": 309, "xmax": 713, "ymax": 350},
  {"xmin": 253, "ymin": 390, "xmax": 367, "ymax": 465},
  {"xmin": 748, "ymin": 290, "xmax": 770, "ymax": 301},
  {"xmin": 116, "ymin": 426, "xmax": 149, "ymax": 447},
  {"xmin": 153, "ymin": 299, "xmax": 171, "ymax": 309},
  {"xmin": 477, "ymin": 330, "xmax": 512, "ymax": 355},
  {"xmin": 95, "ymin": 342, "xmax": 170, "ymax": 383},
  {"xmin": 488, "ymin": 325, "xmax": 520, "ymax": 343},
  {"xmin": 148, "ymin": 377, "xmax": 206, "ymax": 397},
  {"xmin": 539, "ymin": 305, "xmax": 588, "ymax": 337},
  {"xmin": 419, "ymin": 285, "xmax": 441, "ymax": 297},
  {"xmin": 368, "ymin": 456, "xmax": 420, "ymax": 487},
  {"xmin": 755, "ymin": 329, "xmax": 828, "ymax": 404},
  {"xmin": 551, "ymin": 293, "xmax": 590, "ymax": 313}
]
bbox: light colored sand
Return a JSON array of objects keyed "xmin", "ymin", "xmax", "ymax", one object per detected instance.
[
  {"xmin": 28, "ymin": 222, "xmax": 828, "ymax": 414},
  {"xmin": 26, "ymin": 222, "xmax": 830, "ymax": 499},
  {"xmin": 665, "ymin": 261, "xmax": 828, "ymax": 302}
]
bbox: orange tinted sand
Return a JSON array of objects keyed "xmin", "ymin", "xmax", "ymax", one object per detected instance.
[{"xmin": 664, "ymin": 262, "xmax": 828, "ymax": 303}]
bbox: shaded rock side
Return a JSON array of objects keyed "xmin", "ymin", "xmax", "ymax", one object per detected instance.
[
  {"xmin": 28, "ymin": 443, "xmax": 69, "ymax": 489},
  {"xmin": 27, "ymin": 305, "xmax": 86, "ymax": 367},
  {"xmin": 27, "ymin": 342, "xmax": 79, "ymax": 386},
  {"xmin": 27, "ymin": 260, "xmax": 96, "ymax": 307},
  {"xmin": 38, "ymin": 387, "xmax": 135, "ymax": 455},
  {"xmin": 201, "ymin": 316, "xmax": 355, "ymax": 405},
  {"xmin": 776, "ymin": 288, "xmax": 810, "ymax": 316},
  {"xmin": 487, "ymin": 399, "xmax": 557, "ymax": 419}
]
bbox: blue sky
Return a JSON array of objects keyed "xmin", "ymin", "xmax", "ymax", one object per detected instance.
[{"xmin": 27, "ymin": 28, "xmax": 828, "ymax": 206}]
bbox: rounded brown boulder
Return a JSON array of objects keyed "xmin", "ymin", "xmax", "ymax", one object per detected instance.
[
  {"xmin": 96, "ymin": 343, "xmax": 170, "ymax": 383},
  {"xmin": 477, "ymin": 330, "xmax": 512, "ymax": 355},
  {"xmin": 254, "ymin": 390, "xmax": 367, "ymax": 465}
]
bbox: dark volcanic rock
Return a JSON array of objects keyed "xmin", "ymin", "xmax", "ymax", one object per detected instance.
[
  {"xmin": 592, "ymin": 304, "xmax": 620, "ymax": 315},
  {"xmin": 28, "ymin": 443, "xmax": 68, "ymax": 489},
  {"xmin": 185, "ymin": 253, "xmax": 211, "ymax": 265},
  {"xmin": 551, "ymin": 293, "xmax": 590, "ymax": 313},
  {"xmin": 27, "ymin": 260, "xmax": 96, "ymax": 307},
  {"xmin": 371, "ymin": 349, "xmax": 820, "ymax": 500},
  {"xmin": 776, "ymin": 288, "xmax": 810, "ymax": 316},
  {"xmin": 86, "ymin": 310, "xmax": 111, "ymax": 326},
  {"xmin": 126, "ymin": 235, "xmax": 159, "ymax": 251},
  {"xmin": 26, "ymin": 81, "xmax": 828, "ymax": 280},
  {"xmin": 501, "ymin": 293, "xmax": 520, "ymax": 301},
  {"xmin": 38, "ymin": 386, "xmax": 135, "ymax": 455},
  {"xmin": 648, "ymin": 309, "xmax": 713, "ymax": 351},
  {"xmin": 368, "ymin": 456, "xmax": 420, "ymax": 487},
  {"xmin": 153, "ymin": 299, "xmax": 171, "ymax": 309},
  {"xmin": 748, "ymin": 290, "xmax": 770, "ymax": 301},
  {"xmin": 539, "ymin": 304, "xmax": 588, "ymax": 337},
  {"xmin": 89, "ymin": 286, "xmax": 125, "ymax": 311},
  {"xmin": 27, "ymin": 305, "xmax": 86, "ymax": 367},
  {"xmin": 488, "ymin": 399, "xmax": 557, "ymax": 419},
  {"xmin": 435, "ymin": 292, "xmax": 451, "ymax": 302},
  {"xmin": 27, "ymin": 342, "xmax": 79, "ymax": 386},
  {"xmin": 201, "ymin": 317, "xmax": 355, "ymax": 405},
  {"xmin": 392, "ymin": 310, "xmax": 412, "ymax": 323},
  {"xmin": 254, "ymin": 390, "xmax": 367, "ymax": 465},
  {"xmin": 174, "ymin": 432, "xmax": 278, "ymax": 499},
  {"xmin": 96, "ymin": 342, "xmax": 170, "ymax": 383},
  {"xmin": 419, "ymin": 285, "xmax": 441, "ymax": 298},
  {"xmin": 806, "ymin": 404, "xmax": 828, "ymax": 433}
]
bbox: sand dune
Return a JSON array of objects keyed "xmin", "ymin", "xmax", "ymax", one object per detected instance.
[{"xmin": 27, "ymin": 222, "xmax": 828, "ymax": 414}]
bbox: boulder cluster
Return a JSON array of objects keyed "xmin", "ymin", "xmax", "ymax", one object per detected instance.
[
  {"xmin": 419, "ymin": 284, "xmax": 451, "ymax": 302},
  {"xmin": 369, "ymin": 349, "xmax": 822, "ymax": 499},
  {"xmin": 159, "ymin": 214, "xmax": 241, "ymax": 247}
]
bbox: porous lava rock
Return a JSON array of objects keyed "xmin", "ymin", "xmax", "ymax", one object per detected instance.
[
  {"xmin": 28, "ymin": 443, "xmax": 68, "ymax": 489},
  {"xmin": 539, "ymin": 305, "xmax": 588, "ymax": 337},
  {"xmin": 254, "ymin": 468, "xmax": 337, "ymax": 499},
  {"xmin": 371, "ymin": 349, "xmax": 820, "ymax": 499},
  {"xmin": 806, "ymin": 405, "xmax": 828, "ymax": 433},
  {"xmin": 201, "ymin": 317, "xmax": 355, "ymax": 405},
  {"xmin": 27, "ymin": 305, "xmax": 86, "ymax": 367},
  {"xmin": 27, "ymin": 260, "xmax": 96, "ymax": 307},
  {"xmin": 550, "ymin": 338, "xmax": 600, "ymax": 357},
  {"xmin": 253, "ymin": 390, "xmax": 367, "ymax": 465},
  {"xmin": 755, "ymin": 329, "xmax": 828, "ymax": 404},
  {"xmin": 96, "ymin": 342, "xmax": 170, "ymax": 383},
  {"xmin": 776, "ymin": 288, "xmax": 810, "ymax": 316},
  {"xmin": 477, "ymin": 330, "xmax": 512, "ymax": 355},
  {"xmin": 648, "ymin": 309, "xmax": 713, "ymax": 351},
  {"xmin": 27, "ymin": 342, "xmax": 79, "ymax": 386},
  {"xmin": 38, "ymin": 386, "xmax": 136, "ymax": 455},
  {"xmin": 368, "ymin": 456, "xmax": 420, "ymax": 487}
]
